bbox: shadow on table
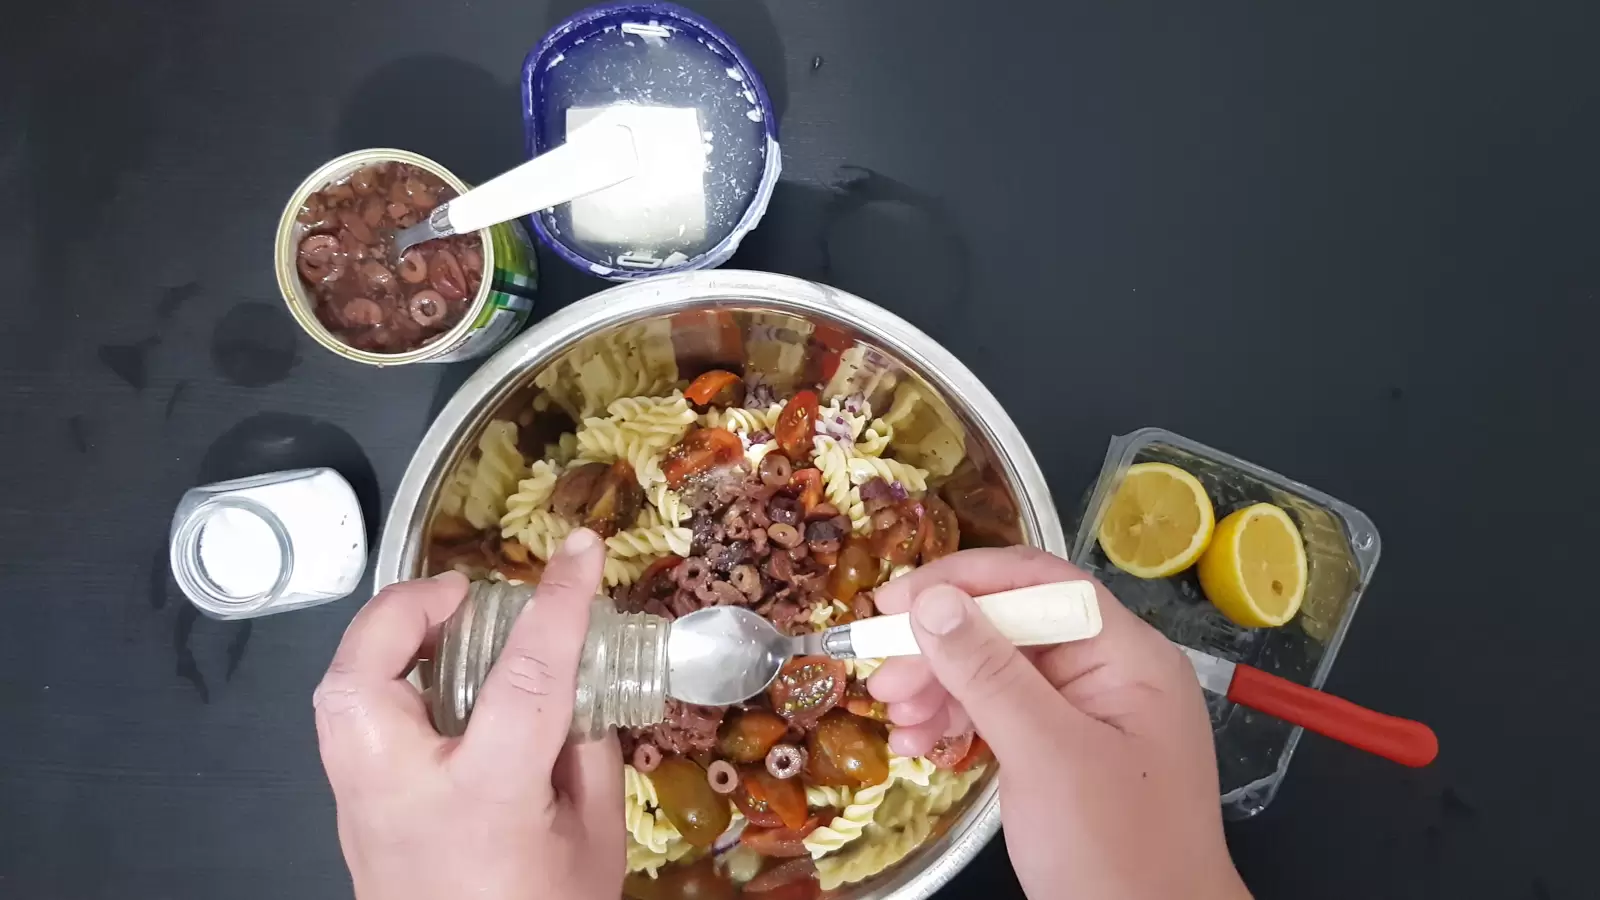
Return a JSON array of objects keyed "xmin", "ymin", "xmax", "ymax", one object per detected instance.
[
  {"xmin": 334, "ymin": 54, "xmax": 523, "ymax": 186},
  {"xmin": 731, "ymin": 171, "xmax": 973, "ymax": 348}
]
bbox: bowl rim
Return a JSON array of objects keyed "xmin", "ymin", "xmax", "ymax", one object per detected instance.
[{"xmin": 375, "ymin": 269, "xmax": 1065, "ymax": 900}]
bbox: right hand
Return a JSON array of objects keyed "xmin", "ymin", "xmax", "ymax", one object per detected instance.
[{"xmin": 869, "ymin": 547, "xmax": 1251, "ymax": 900}]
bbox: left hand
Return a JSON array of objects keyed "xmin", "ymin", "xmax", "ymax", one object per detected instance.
[{"xmin": 313, "ymin": 528, "xmax": 622, "ymax": 900}]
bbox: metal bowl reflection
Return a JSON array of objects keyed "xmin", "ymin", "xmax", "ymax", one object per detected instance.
[{"xmin": 375, "ymin": 270, "xmax": 1064, "ymax": 900}]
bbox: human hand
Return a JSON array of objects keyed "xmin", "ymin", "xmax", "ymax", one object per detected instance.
[
  {"xmin": 313, "ymin": 528, "xmax": 622, "ymax": 900},
  {"xmin": 869, "ymin": 547, "xmax": 1250, "ymax": 900}
]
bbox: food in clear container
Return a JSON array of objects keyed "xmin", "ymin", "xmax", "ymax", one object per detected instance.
[
  {"xmin": 422, "ymin": 368, "xmax": 1002, "ymax": 895},
  {"xmin": 294, "ymin": 162, "xmax": 483, "ymax": 353},
  {"xmin": 1097, "ymin": 461, "xmax": 1215, "ymax": 578},
  {"xmin": 1197, "ymin": 503, "xmax": 1307, "ymax": 628},
  {"xmin": 1072, "ymin": 427, "xmax": 1382, "ymax": 817}
]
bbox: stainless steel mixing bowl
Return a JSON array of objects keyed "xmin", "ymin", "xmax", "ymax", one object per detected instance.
[{"xmin": 375, "ymin": 269, "xmax": 1065, "ymax": 900}]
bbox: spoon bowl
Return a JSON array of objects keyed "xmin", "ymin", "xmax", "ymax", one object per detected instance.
[{"xmin": 666, "ymin": 606, "xmax": 790, "ymax": 706}]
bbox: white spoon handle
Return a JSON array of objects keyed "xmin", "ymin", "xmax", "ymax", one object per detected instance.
[
  {"xmin": 445, "ymin": 121, "xmax": 638, "ymax": 234},
  {"xmin": 843, "ymin": 581, "xmax": 1103, "ymax": 659}
]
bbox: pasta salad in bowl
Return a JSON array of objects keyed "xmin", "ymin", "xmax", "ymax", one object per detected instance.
[{"xmin": 375, "ymin": 270, "xmax": 1066, "ymax": 900}]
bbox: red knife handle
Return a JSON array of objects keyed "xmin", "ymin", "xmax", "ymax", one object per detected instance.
[{"xmin": 1228, "ymin": 664, "xmax": 1439, "ymax": 767}]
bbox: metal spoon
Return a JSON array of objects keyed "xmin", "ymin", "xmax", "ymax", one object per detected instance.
[
  {"xmin": 390, "ymin": 111, "xmax": 641, "ymax": 261},
  {"xmin": 665, "ymin": 581, "xmax": 1102, "ymax": 706}
]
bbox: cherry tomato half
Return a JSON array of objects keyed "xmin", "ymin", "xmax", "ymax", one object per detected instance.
[
  {"xmin": 584, "ymin": 460, "xmax": 643, "ymax": 537},
  {"xmin": 735, "ymin": 766, "xmax": 808, "ymax": 830},
  {"xmin": 868, "ymin": 499, "xmax": 923, "ymax": 565},
  {"xmin": 788, "ymin": 468, "xmax": 824, "ymax": 517},
  {"xmin": 919, "ymin": 493, "xmax": 960, "ymax": 562},
  {"xmin": 550, "ymin": 462, "xmax": 608, "ymax": 519},
  {"xmin": 717, "ymin": 709, "xmax": 789, "ymax": 764},
  {"xmin": 806, "ymin": 710, "xmax": 890, "ymax": 788},
  {"xmin": 651, "ymin": 755, "xmax": 733, "ymax": 847},
  {"xmin": 774, "ymin": 390, "xmax": 820, "ymax": 460},
  {"xmin": 953, "ymin": 735, "xmax": 992, "ymax": 773},
  {"xmin": 684, "ymin": 369, "xmax": 744, "ymax": 408},
  {"xmin": 843, "ymin": 681, "xmax": 889, "ymax": 722},
  {"xmin": 739, "ymin": 811, "xmax": 832, "ymax": 858},
  {"xmin": 640, "ymin": 554, "xmax": 684, "ymax": 590},
  {"xmin": 827, "ymin": 535, "xmax": 878, "ymax": 605},
  {"xmin": 768, "ymin": 657, "xmax": 848, "ymax": 723},
  {"xmin": 940, "ymin": 467, "xmax": 1022, "ymax": 547},
  {"xmin": 663, "ymin": 427, "xmax": 743, "ymax": 488},
  {"xmin": 925, "ymin": 731, "xmax": 975, "ymax": 770}
]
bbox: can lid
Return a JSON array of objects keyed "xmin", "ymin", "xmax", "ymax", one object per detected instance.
[{"xmin": 521, "ymin": 2, "xmax": 781, "ymax": 281}]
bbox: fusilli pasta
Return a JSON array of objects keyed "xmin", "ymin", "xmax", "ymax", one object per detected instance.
[
  {"xmin": 813, "ymin": 436, "xmax": 870, "ymax": 533},
  {"xmin": 627, "ymin": 832, "xmax": 693, "ymax": 878},
  {"xmin": 804, "ymin": 601, "xmax": 838, "ymax": 629},
  {"xmin": 878, "ymin": 381, "xmax": 966, "ymax": 478},
  {"xmin": 887, "ymin": 753, "xmax": 936, "ymax": 787},
  {"xmin": 744, "ymin": 439, "xmax": 779, "ymax": 470},
  {"xmin": 805, "ymin": 783, "xmax": 855, "ymax": 808},
  {"xmin": 818, "ymin": 399, "xmax": 870, "ymax": 442},
  {"xmin": 814, "ymin": 809, "xmax": 934, "ymax": 890},
  {"xmin": 701, "ymin": 403, "xmax": 783, "ymax": 435},
  {"xmin": 605, "ymin": 525, "xmax": 693, "ymax": 559},
  {"xmin": 463, "ymin": 420, "xmax": 526, "ymax": 530},
  {"xmin": 512, "ymin": 510, "xmax": 575, "ymax": 561},
  {"xmin": 846, "ymin": 455, "xmax": 929, "ymax": 494},
  {"xmin": 499, "ymin": 460, "xmax": 561, "ymax": 538},
  {"xmin": 847, "ymin": 657, "xmax": 886, "ymax": 681},
  {"xmin": 603, "ymin": 555, "xmax": 652, "ymax": 587},
  {"xmin": 803, "ymin": 776, "xmax": 895, "ymax": 858},
  {"xmin": 608, "ymin": 392, "xmax": 699, "ymax": 436},
  {"xmin": 646, "ymin": 483, "xmax": 689, "ymax": 526},
  {"xmin": 544, "ymin": 432, "xmax": 579, "ymax": 466},
  {"xmin": 574, "ymin": 417, "xmax": 673, "ymax": 489},
  {"xmin": 624, "ymin": 765, "xmax": 681, "ymax": 854},
  {"xmin": 535, "ymin": 322, "xmax": 679, "ymax": 420},
  {"xmin": 856, "ymin": 419, "xmax": 894, "ymax": 457},
  {"xmin": 437, "ymin": 457, "xmax": 477, "ymax": 520},
  {"xmin": 911, "ymin": 763, "xmax": 988, "ymax": 817}
]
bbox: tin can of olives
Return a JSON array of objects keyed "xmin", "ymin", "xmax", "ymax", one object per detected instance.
[{"xmin": 275, "ymin": 148, "xmax": 537, "ymax": 366}]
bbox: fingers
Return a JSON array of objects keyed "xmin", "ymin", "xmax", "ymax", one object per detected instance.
[
  {"xmin": 457, "ymin": 529, "xmax": 606, "ymax": 794},
  {"xmin": 904, "ymin": 583, "xmax": 1091, "ymax": 758},
  {"xmin": 889, "ymin": 717, "xmax": 951, "ymax": 757},
  {"xmin": 866, "ymin": 657, "xmax": 936, "ymax": 703},
  {"xmin": 314, "ymin": 573, "xmax": 470, "ymax": 782},
  {"xmin": 324, "ymin": 572, "xmax": 472, "ymax": 680},
  {"xmin": 555, "ymin": 733, "xmax": 625, "ymax": 837},
  {"xmin": 886, "ymin": 680, "xmax": 950, "ymax": 727},
  {"xmin": 873, "ymin": 546, "xmax": 1090, "ymax": 615}
]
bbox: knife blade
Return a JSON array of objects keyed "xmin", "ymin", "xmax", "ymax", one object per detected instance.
[{"xmin": 1179, "ymin": 644, "xmax": 1439, "ymax": 768}]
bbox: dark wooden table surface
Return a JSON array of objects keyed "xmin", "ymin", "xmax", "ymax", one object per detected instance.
[{"xmin": 3, "ymin": 1, "xmax": 1596, "ymax": 898}]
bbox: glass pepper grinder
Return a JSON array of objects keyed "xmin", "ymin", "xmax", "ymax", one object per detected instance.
[{"xmin": 429, "ymin": 580, "xmax": 670, "ymax": 739}]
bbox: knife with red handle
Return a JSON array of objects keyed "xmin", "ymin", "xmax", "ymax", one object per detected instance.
[{"xmin": 1180, "ymin": 646, "xmax": 1439, "ymax": 767}]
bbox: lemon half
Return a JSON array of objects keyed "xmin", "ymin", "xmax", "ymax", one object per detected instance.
[
  {"xmin": 1097, "ymin": 462, "xmax": 1215, "ymax": 578},
  {"xmin": 1197, "ymin": 503, "xmax": 1307, "ymax": 628}
]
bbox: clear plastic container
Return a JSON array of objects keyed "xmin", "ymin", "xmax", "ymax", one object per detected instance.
[{"xmin": 1068, "ymin": 428, "xmax": 1381, "ymax": 818}]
